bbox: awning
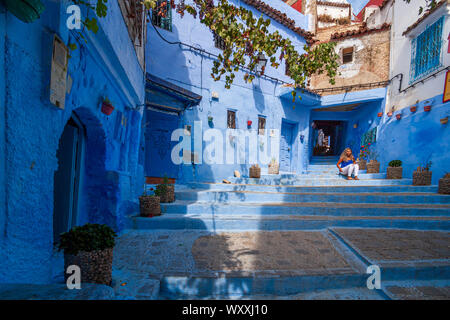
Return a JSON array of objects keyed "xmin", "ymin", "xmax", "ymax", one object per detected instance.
[{"xmin": 145, "ymin": 73, "xmax": 202, "ymax": 113}]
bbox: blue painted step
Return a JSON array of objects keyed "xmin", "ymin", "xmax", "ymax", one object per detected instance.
[
  {"xmin": 175, "ymin": 190, "xmax": 450, "ymax": 204},
  {"xmin": 127, "ymin": 214, "xmax": 450, "ymax": 231},
  {"xmin": 183, "ymin": 183, "xmax": 438, "ymax": 193},
  {"xmin": 160, "ymin": 201, "xmax": 450, "ymax": 216},
  {"xmin": 228, "ymin": 177, "xmax": 413, "ymax": 186}
]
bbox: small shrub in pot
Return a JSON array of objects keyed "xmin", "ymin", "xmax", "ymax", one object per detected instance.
[
  {"xmin": 413, "ymin": 161, "xmax": 432, "ymax": 186},
  {"xmin": 139, "ymin": 185, "xmax": 161, "ymax": 217},
  {"xmin": 387, "ymin": 160, "xmax": 403, "ymax": 179},
  {"xmin": 438, "ymin": 173, "xmax": 450, "ymax": 194},
  {"xmin": 155, "ymin": 175, "xmax": 175, "ymax": 203},
  {"xmin": 57, "ymin": 223, "xmax": 117, "ymax": 286}
]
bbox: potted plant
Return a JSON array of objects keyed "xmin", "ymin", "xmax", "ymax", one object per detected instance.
[
  {"xmin": 139, "ymin": 185, "xmax": 161, "ymax": 217},
  {"xmin": 57, "ymin": 223, "xmax": 117, "ymax": 286},
  {"xmin": 413, "ymin": 161, "xmax": 432, "ymax": 186},
  {"xmin": 387, "ymin": 111, "xmax": 393, "ymax": 117},
  {"xmin": 387, "ymin": 160, "xmax": 403, "ymax": 179},
  {"xmin": 440, "ymin": 117, "xmax": 448, "ymax": 125},
  {"xmin": 424, "ymin": 105, "xmax": 432, "ymax": 112},
  {"xmin": 366, "ymin": 148, "xmax": 380, "ymax": 173},
  {"xmin": 154, "ymin": 175, "xmax": 175, "ymax": 203},
  {"xmin": 377, "ymin": 112, "xmax": 383, "ymax": 117},
  {"xmin": 3, "ymin": 0, "xmax": 45, "ymax": 23},
  {"xmin": 268, "ymin": 158, "xmax": 279, "ymax": 175},
  {"xmin": 438, "ymin": 173, "xmax": 450, "ymax": 194},
  {"xmin": 396, "ymin": 113, "xmax": 402, "ymax": 120},
  {"xmin": 101, "ymin": 97, "xmax": 115, "ymax": 116},
  {"xmin": 357, "ymin": 145, "xmax": 369, "ymax": 170},
  {"xmin": 249, "ymin": 164, "xmax": 261, "ymax": 178},
  {"xmin": 208, "ymin": 115, "xmax": 214, "ymax": 123},
  {"xmin": 410, "ymin": 101, "xmax": 418, "ymax": 113},
  {"xmin": 247, "ymin": 120, "xmax": 252, "ymax": 127}
]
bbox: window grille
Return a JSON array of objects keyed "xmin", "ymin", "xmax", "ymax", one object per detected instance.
[
  {"xmin": 152, "ymin": 0, "xmax": 172, "ymax": 32},
  {"xmin": 213, "ymin": 32, "xmax": 226, "ymax": 50},
  {"xmin": 227, "ymin": 110, "xmax": 236, "ymax": 129},
  {"xmin": 410, "ymin": 16, "xmax": 444, "ymax": 83}
]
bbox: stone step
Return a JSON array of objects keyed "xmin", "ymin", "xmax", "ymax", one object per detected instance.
[
  {"xmin": 175, "ymin": 190, "xmax": 450, "ymax": 204},
  {"xmin": 257, "ymin": 173, "xmax": 387, "ymax": 179},
  {"xmin": 227, "ymin": 178, "xmax": 412, "ymax": 186},
  {"xmin": 127, "ymin": 214, "xmax": 450, "ymax": 231},
  {"xmin": 183, "ymin": 183, "xmax": 438, "ymax": 193},
  {"xmin": 160, "ymin": 201, "xmax": 450, "ymax": 216}
]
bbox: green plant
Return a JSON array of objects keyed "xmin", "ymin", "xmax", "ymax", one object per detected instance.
[
  {"xmin": 154, "ymin": 175, "xmax": 171, "ymax": 197},
  {"xmin": 57, "ymin": 223, "xmax": 117, "ymax": 255},
  {"xmin": 389, "ymin": 160, "xmax": 402, "ymax": 167}
]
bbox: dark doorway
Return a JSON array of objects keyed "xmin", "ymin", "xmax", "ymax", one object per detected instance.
[
  {"xmin": 311, "ymin": 120, "xmax": 345, "ymax": 156},
  {"xmin": 53, "ymin": 114, "xmax": 85, "ymax": 241}
]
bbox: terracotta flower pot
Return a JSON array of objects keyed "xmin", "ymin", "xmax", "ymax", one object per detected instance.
[
  {"xmin": 139, "ymin": 195, "xmax": 161, "ymax": 217},
  {"xmin": 101, "ymin": 102, "xmax": 114, "ymax": 115},
  {"xmin": 64, "ymin": 248, "xmax": 113, "ymax": 286},
  {"xmin": 377, "ymin": 112, "xmax": 383, "ymax": 117},
  {"xmin": 410, "ymin": 106, "xmax": 417, "ymax": 113},
  {"xmin": 440, "ymin": 117, "xmax": 448, "ymax": 125},
  {"xmin": 396, "ymin": 114, "xmax": 402, "ymax": 120},
  {"xmin": 249, "ymin": 165, "xmax": 261, "ymax": 178},
  {"xmin": 247, "ymin": 120, "xmax": 252, "ymax": 126},
  {"xmin": 387, "ymin": 166, "xmax": 403, "ymax": 179},
  {"xmin": 387, "ymin": 111, "xmax": 393, "ymax": 117},
  {"xmin": 268, "ymin": 162, "xmax": 279, "ymax": 174},
  {"xmin": 424, "ymin": 105, "xmax": 431, "ymax": 112}
]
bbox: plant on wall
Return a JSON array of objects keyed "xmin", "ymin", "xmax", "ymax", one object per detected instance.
[
  {"xmin": 403, "ymin": 0, "xmax": 439, "ymax": 14},
  {"xmin": 142, "ymin": 0, "xmax": 339, "ymax": 100}
]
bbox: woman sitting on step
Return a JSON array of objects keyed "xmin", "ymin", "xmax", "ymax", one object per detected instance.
[{"xmin": 336, "ymin": 148, "xmax": 359, "ymax": 180}]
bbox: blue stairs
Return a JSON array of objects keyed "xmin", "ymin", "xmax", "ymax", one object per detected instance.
[{"xmin": 128, "ymin": 156, "xmax": 450, "ymax": 231}]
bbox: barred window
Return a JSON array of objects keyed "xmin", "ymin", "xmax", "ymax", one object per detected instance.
[
  {"xmin": 410, "ymin": 16, "xmax": 444, "ymax": 83},
  {"xmin": 258, "ymin": 116, "xmax": 266, "ymax": 135},
  {"xmin": 213, "ymin": 32, "xmax": 226, "ymax": 50},
  {"xmin": 227, "ymin": 110, "xmax": 236, "ymax": 129},
  {"xmin": 152, "ymin": 0, "xmax": 172, "ymax": 32}
]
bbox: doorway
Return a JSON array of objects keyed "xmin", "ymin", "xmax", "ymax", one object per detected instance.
[
  {"xmin": 280, "ymin": 120, "xmax": 296, "ymax": 172},
  {"xmin": 53, "ymin": 114, "xmax": 85, "ymax": 241},
  {"xmin": 311, "ymin": 120, "xmax": 345, "ymax": 157}
]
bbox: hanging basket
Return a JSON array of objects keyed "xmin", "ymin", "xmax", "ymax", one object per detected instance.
[
  {"xmin": 64, "ymin": 248, "xmax": 113, "ymax": 286},
  {"xmin": 386, "ymin": 166, "xmax": 403, "ymax": 179},
  {"xmin": 268, "ymin": 162, "xmax": 279, "ymax": 175},
  {"xmin": 249, "ymin": 165, "xmax": 261, "ymax": 178},
  {"xmin": 366, "ymin": 160, "xmax": 380, "ymax": 173},
  {"xmin": 424, "ymin": 105, "xmax": 431, "ymax": 112},
  {"xmin": 139, "ymin": 195, "xmax": 161, "ymax": 217},
  {"xmin": 4, "ymin": 0, "xmax": 45, "ymax": 23},
  {"xmin": 357, "ymin": 159, "xmax": 367, "ymax": 170},
  {"xmin": 438, "ymin": 178, "xmax": 450, "ymax": 194},
  {"xmin": 410, "ymin": 106, "xmax": 417, "ymax": 113},
  {"xmin": 413, "ymin": 171, "xmax": 432, "ymax": 186},
  {"xmin": 158, "ymin": 185, "xmax": 175, "ymax": 203}
]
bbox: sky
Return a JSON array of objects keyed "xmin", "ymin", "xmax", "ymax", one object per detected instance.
[{"xmin": 347, "ymin": 0, "xmax": 371, "ymax": 16}]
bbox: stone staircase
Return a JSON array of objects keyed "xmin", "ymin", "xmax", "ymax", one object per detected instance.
[{"xmin": 127, "ymin": 156, "xmax": 450, "ymax": 231}]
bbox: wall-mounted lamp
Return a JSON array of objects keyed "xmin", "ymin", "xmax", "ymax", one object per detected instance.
[{"xmin": 256, "ymin": 53, "xmax": 268, "ymax": 74}]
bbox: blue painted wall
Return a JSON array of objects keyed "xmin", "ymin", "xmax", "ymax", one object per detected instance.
[
  {"xmin": 146, "ymin": 0, "xmax": 313, "ymax": 182},
  {"xmin": 376, "ymin": 94, "xmax": 450, "ymax": 184},
  {"xmin": 0, "ymin": 0, "xmax": 145, "ymax": 283}
]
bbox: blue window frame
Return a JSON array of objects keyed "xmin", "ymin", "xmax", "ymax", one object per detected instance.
[{"xmin": 410, "ymin": 16, "xmax": 444, "ymax": 83}]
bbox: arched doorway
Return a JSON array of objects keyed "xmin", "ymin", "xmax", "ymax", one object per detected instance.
[{"xmin": 53, "ymin": 113, "xmax": 85, "ymax": 241}]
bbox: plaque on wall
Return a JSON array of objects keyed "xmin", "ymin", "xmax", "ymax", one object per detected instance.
[{"xmin": 50, "ymin": 35, "xmax": 68, "ymax": 109}]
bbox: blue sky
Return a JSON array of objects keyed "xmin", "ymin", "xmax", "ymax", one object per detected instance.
[{"xmin": 347, "ymin": 0, "xmax": 371, "ymax": 15}]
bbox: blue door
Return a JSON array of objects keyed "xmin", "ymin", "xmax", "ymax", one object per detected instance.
[
  {"xmin": 280, "ymin": 121, "xmax": 295, "ymax": 172},
  {"xmin": 145, "ymin": 110, "xmax": 180, "ymax": 179},
  {"xmin": 53, "ymin": 116, "xmax": 84, "ymax": 241}
]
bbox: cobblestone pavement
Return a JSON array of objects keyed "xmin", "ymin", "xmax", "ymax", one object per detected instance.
[
  {"xmin": 332, "ymin": 228, "xmax": 450, "ymax": 267},
  {"xmin": 385, "ymin": 285, "xmax": 450, "ymax": 300}
]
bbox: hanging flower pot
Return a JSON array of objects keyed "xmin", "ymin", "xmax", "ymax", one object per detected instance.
[
  {"xmin": 387, "ymin": 111, "xmax": 393, "ymax": 117},
  {"xmin": 247, "ymin": 120, "xmax": 252, "ymax": 127},
  {"xmin": 4, "ymin": 0, "xmax": 45, "ymax": 23},
  {"xmin": 208, "ymin": 116, "xmax": 213, "ymax": 122},
  {"xmin": 377, "ymin": 112, "xmax": 383, "ymax": 117},
  {"xmin": 410, "ymin": 106, "xmax": 417, "ymax": 113},
  {"xmin": 424, "ymin": 105, "xmax": 431, "ymax": 112},
  {"xmin": 440, "ymin": 117, "xmax": 448, "ymax": 125},
  {"xmin": 396, "ymin": 114, "xmax": 402, "ymax": 120},
  {"xmin": 101, "ymin": 99, "xmax": 114, "ymax": 116}
]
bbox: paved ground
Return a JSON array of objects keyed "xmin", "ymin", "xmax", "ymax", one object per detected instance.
[{"xmin": 1, "ymin": 228, "xmax": 449, "ymax": 299}]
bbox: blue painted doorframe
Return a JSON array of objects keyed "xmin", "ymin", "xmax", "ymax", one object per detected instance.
[
  {"xmin": 53, "ymin": 115, "xmax": 85, "ymax": 241},
  {"xmin": 280, "ymin": 120, "xmax": 295, "ymax": 172},
  {"xmin": 144, "ymin": 109, "xmax": 180, "ymax": 179}
]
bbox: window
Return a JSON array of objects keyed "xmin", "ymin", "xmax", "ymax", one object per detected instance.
[
  {"xmin": 258, "ymin": 116, "xmax": 266, "ymax": 135},
  {"xmin": 152, "ymin": 0, "xmax": 172, "ymax": 31},
  {"xmin": 410, "ymin": 16, "xmax": 444, "ymax": 83},
  {"xmin": 213, "ymin": 31, "xmax": 226, "ymax": 50},
  {"xmin": 227, "ymin": 110, "xmax": 236, "ymax": 129},
  {"xmin": 342, "ymin": 47, "xmax": 353, "ymax": 64}
]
